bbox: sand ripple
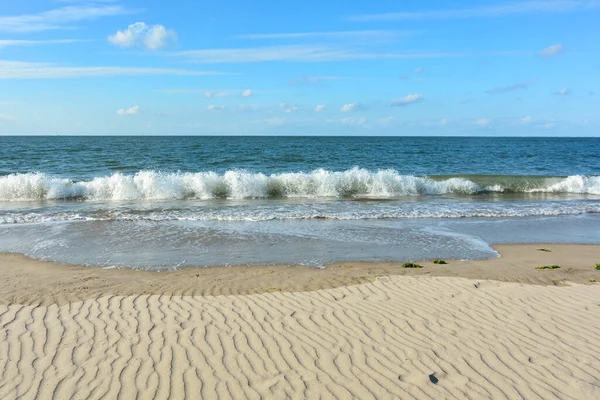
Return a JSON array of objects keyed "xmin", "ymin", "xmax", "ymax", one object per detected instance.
[{"xmin": 1, "ymin": 276, "xmax": 599, "ymax": 399}]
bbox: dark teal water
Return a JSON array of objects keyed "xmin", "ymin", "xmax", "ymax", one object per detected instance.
[
  {"xmin": 1, "ymin": 136, "xmax": 599, "ymax": 178},
  {"xmin": 0, "ymin": 136, "xmax": 599, "ymax": 269}
]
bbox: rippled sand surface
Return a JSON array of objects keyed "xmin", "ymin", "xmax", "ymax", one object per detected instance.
[{"xmin": 1, "ymin": 245, "xmax": 600, "ymax": 399}]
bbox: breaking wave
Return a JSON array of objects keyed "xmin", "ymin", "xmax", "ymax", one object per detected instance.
[{"xmin": 1, "ymin": 168, "xmax": 599, "ymax": 201}]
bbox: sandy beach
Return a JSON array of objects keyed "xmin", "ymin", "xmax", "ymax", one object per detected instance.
[{"xmin": 1, "ymin": 244, "xmax": 600, "ymax": 399}]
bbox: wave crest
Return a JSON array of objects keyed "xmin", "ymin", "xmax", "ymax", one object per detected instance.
[{"xmin": 0, "ymin": 168, "xmax": 599, "ymax": 201}]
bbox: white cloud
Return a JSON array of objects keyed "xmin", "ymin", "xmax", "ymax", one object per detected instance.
[
  {"xmin": 391, "ymin": 94, "xmax": 423, "ymax": 106},
  {"xmin": 347, "ymin": 1, "xmax": 600, "ymax": 21},
  {"xmin": 0, "ymin": 4, "xmax": 130, "ymax": 33},
  {"xmin": 237, "ymin": 30, "xmax": 419, "ymax": 40},
  {"xmin": 175, "ymin": 45, "xmax": 460, "ymax": 63},
  {"xmin": 0, "ymin": 60, "xmax": 221, "ymax": 79},
  {"xmin": 541, "ymin": 44, "xmax": 564, "ymax": 56},
  {"xmin": 555, "ymin": 87, "xmax": 571, "ymax": 95},
  {"xmin": 315, "ymin": 105, "xmax": 327, "ymax": 112},
  {"xmin": 0, "ymin": 114, "xmax": 16, "ymax": 121},
  {"xmin": 543, "ymin": 122, "xmax": 556, "ymax": 129},
  {"xmin": 264, "ymin": 117, "xmax": 286, "ymax": 125},
  {"xmin": 413, "ymin": 67, "xmax": 424, "ymax": 74},
  {"xmin": 340, "ymin": 103, "xmax": 362, "ymax": 112},
  {"xmin": 0, "ymin": 39, "xmax": 85, "ymax": 48},
  {"xmin": 207, "ymin": 105, "xmax": 225, "ymax": 112},
  {"xmin": 109, "ymin": 22, "xmax": 177, "ymax": 50},
  {"xmin": 439, "ymin": 118, "xmax": 448, "ymax": 126},
  {"xmin": 116, "ymin": 105, "xmax": 139, "ymax": 116},
  {"xmin": 241, "ymin": 89, "xmax": 253, "ymax": 97},
  {"xmin": 280, "ymin": 103, "xmax": 300, "ymax": 113},
  {"xmin": 474, "ymin": 118, "xmax": 491, "ymax": 127}
]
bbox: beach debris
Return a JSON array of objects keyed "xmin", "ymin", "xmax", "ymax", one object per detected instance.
[
  {"xmin": 474, "ymin": 282, "xmax": 480, "ymax": 289},
  {"xmin": 428, "ymin": 374, "xmax": 439, "ymax": 384},
  {"xmin": 402, "ymin": 262, "xmax": 423, "ymax": 269},
  {"xmin": 433, "ymin": 259, "xmax": 447, "ymax": 264},
  {"xmin": 595, "ymin": 263, "xmax": 600, "ymax": 270},
  {"xmin": 536, "ymin": 265, "xmax": 561, "ymax": 270},
  {"xmin": 537, "ymin": 248, "xmax": 552, "ymax": 252}
]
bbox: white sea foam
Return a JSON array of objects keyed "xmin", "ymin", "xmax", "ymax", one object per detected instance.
[
  {"xmin": 527, "ymin": 175, "xmax": 600, "ymax": 195},
  {"xmin": 1, "ymin": 169, "xmax": 599, "ymax": 201}
]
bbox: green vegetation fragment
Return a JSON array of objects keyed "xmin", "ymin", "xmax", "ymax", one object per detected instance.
[
  {"xmin": 403, "ymin": 262, "xmax": 424, "ymax": 269},
  {"xmin": 433, "ymin": 259, "xmax": 447, "ymax": 264},
  {"xmin": 596, "ymin": 264, "xmax": 600, "ymax": 270},
  {"xmin": 536, "ymin": 265, "xmax": 561, "ymax": 270},
  {"xmin": 537, "ymin": 248, "xmax": 552, "ymax": 252},
  {"xmin": 589, "ymin": 280, "xmax": 597, "ymax": 283}
]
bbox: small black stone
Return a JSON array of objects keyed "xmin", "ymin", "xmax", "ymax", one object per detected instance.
[{"xmin": 429, "ymin": 374, "xmax": 439, "ymax": 384}]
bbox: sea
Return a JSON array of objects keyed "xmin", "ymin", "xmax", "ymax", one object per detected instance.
[{"xmin": 1, "ymin": 136, "xmax": 599, "ymax": 269}]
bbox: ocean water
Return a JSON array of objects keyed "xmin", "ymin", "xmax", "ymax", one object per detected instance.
[{"xmin": 0, "ymin": 136, "xmax": 599, "ymax": 269}]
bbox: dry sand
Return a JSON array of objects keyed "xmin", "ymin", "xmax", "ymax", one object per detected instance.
[{"xmin": 1, "ymin": 244, "xmax": 599, "ymax": 399}]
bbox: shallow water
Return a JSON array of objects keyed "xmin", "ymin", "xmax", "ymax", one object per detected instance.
[{"xmin": 0, "ymin": 136, "xmax": 599, "ymax": 268}]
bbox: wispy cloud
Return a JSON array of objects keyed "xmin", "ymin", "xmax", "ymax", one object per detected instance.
[
  {"xmin": 519, "ymin": 116, "xmax": 533, "ymax": 124},
  {"xmin": 340, "ymin": 103, "xmax": 363, "ymax": 112},
  {"xmin": 207, "ymin": 105, "xmax": 226, "ymax": 112},
  {"xmin": 203, "ymin": 90, "xmax": 228, "ymax": 98},
  {"xmin": 487, "ymin": 78, "xmax": 536, "ymax": 94},
  {"xmin": 346, "ymin": 1, "xmax": 600, "ymax": 21},
  {"xmin": 0, "ymin": 60, "xmax": 222, "ymax": 79},
  {"xmin": 264, "ymin": 117, "xmax": 286, "ymax": 125},
  {"xmin": 0, "ymin": 114, "xmax": 17, "ymax": 121},
  {"xmin": 154, "ymin": 89, "xmax": 274, "ymax": 97},
  {"xmin": 399, "ymin": 67, "xmax": 426, "ymax": 80},
  {"xmin": 0, "ymin": 39, "xmax": 86, "ymax": 48},
  {"xmin": 280, "ymin": 103, "xmax": 300, "ymax": 113},
  {"xmin": 289, "ymin": 76, "xmax": 346, "ymax": 85},
  {"xmin": 474, "ymin": 118, "xmax": 492, "ymax": 127},
  {"xmin": 0, "ymin": 4, "xmax": 132, "ymax": 33},
  {"xmin": 237, "ymin": 30, "xmax": 420, "ymax": 40},
  {"xmin": 116, "ymin": 105, "xmax": 139, "ymax": 116},
  {"xmin": 315, "ymin": 105, "xmax": 327, "ymax": 112},
  {"xmin": 377, "ymin": 117, "xmax": 396, "ymax": 127},
  {"xmin": 541, "ymin": 44, "xmax": 564, "ymax": 56},
  {"xmin": 237, "ymin": 104, "xmax": 262, "ymax": 113},
  {"xmin": 555, "ymin": 87, "xmax": 571, "ymax": 95},
  {"xmin": 109, "ymin": 22, "xmax": 177, "ymax": 50},
  {"xmin": 391, "ymin": 94, "xmax": 423, "ymax": 106},
  {"xmin": 175, "ymin": 45, "xmax": 460, "ymax": 63},
  {"xmin": 340, "ymin": 117, "xmax": 367, "ymax": 125}
]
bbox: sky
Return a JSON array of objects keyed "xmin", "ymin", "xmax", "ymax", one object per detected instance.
[{"xmin": 0, "ymin": 0, "xmax": 598, "ymax": 136}]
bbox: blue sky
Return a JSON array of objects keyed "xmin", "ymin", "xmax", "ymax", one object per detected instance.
[{"xmin": 0, "ymin": 0, "xmax": 598, "ymax": 135}]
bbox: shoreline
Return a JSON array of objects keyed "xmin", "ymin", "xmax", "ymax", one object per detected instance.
[{"xmin": 2, "ymin": 243, "xmax": 599, "ymax": 306}]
